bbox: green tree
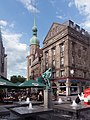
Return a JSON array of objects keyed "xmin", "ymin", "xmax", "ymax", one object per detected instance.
[{"xmin": 10, "ymin": 75, "xmax": 26, "ymax": 83}]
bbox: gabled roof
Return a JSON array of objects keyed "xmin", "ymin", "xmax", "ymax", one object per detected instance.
[{"xmin": 43, "ymin": 22, "xmax": 66, "ymax": 44}]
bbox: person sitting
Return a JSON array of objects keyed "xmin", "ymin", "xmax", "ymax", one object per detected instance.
[{"xmin": 38, "ymin": 91, "xmax": 43, "ymax": 101}]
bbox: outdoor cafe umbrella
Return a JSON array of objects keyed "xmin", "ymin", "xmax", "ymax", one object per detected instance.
[
  {"xmin": 0, "ymin": 77, "xmax": 17, "ymax": 88},
  {"xmin": 19, "ymin": 80, "xmax": 46, "ymax": 88}
]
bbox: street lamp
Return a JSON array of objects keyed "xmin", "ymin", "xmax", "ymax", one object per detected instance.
[{"xmin": 70, "ymin": 69, "xmax": 74, "ymax": 76}]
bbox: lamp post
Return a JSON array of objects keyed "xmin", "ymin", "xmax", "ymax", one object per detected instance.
[
  {"xmin": 70, "ymin": 69, "xmax": 74, "ymax": 95},
  {"xmin": 66, "ymin": 78, "xmax": 70, "ymax": 96},
  {"xmin": 66, "ymin": 69, "xmax": 74, "ymax": 96},
  {"xmin": 70, "ymin": 69, "xmax": 74, "ymax": 76}
]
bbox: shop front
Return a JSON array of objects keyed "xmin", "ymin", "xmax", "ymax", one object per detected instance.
[{"xmin": 58, "ymin": 79, "xmax": 80, "ymax": 96}]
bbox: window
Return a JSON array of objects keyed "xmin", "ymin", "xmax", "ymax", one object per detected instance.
[
  {"xmin": 52, "ymin": 47, "xmax": 56, "ymax": 56},
  {"xmin": 29, "ymin": 59, "xmax": 31, "ymax": 66},
  {"xmin": 72, "ymin": 56, "xmax": 75, "ymax": 66},
  {"xmin": 45, "ymin": 52, "xmax": 48, "ymax": 60},
  {"xmin": 52, "ymin": 71, "xmax": 56, "ymax": 78},
  {"xmin": 83, "ymin": 72, "xmax": 86, "ymax": 78},
  {"xmin": 78, "ymin": 49, "xmax": 81, "ymax": 58},
  {"xmin": 46, "ymin": 62, "xmax": 48, "ymax": 69},
  {"xmin": 60, "ymin": 57, "xmax": 64, "ymax": 65},
  {"xmin": 52, "ymin": 60, "xmax": 55, "ymax": 67},
  {"xmin": 60, "ymin": 43, "xmax": 64, "ymax": 61},
  {"xmin": 60, "ymin": 70, "xmax": 65, "ymax": 77},
  {"xmin": 60, "ymin": 43, "xmax": 64, "ymax": 52},
  {"xmin": 45, "ymin": 51, "xmax": 48, "ymax": 69},
  {"xmin": 53, "ymin": 49, "xmax": 55, "ymax": 56}
]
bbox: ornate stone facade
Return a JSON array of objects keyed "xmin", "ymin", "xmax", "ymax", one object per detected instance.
[
  {"xmin": 42, "ymin": 20, "xmax": 90, "ymax": 79},
  {"xmin": 27, "ymin": 20, "xmax": 90, "ymax": 95}
]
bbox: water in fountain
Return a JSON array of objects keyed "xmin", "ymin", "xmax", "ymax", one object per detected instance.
[
  {"xmin": 26, "ymin": 97, "xmax": 30, "ymax": 103},
  {"xmin": 71, "ymin": 100, "xmax": 78, "ymax": 106},
  {"xmin": 28, "ymin": 102, "xmax": 33, "ymax": 109},
  {"xmin": 58, "ymin": 98, "xmax": 63, "ymax": 103}
]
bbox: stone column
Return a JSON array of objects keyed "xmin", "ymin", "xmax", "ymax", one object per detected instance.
[
  {"xmin": 48, "ymin": 88, "xmax": 53, "ymax": 108},
  {"xmin": 44, "ymin": 88, "xmax": 53, "ymax": 108},
  {"xmin": 44, "ymin": 89, "xmax": 48, "ymax": 108}
]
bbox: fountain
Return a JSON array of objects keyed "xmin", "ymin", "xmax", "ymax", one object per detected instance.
[
  {"xmin": 71, "ymin": 100, "xmax": 78, "ymax": 107},
  {"xmin": 28, "ymin": 102, "xmax": 33, "ymax": 109},
  {"xmin": 58, "ymin": 98, "xmax": 63, "ymax": 104},
  {"xmin": 26, "ymin": 97, "xmax": 30, "ymax": 103},
  {"xmin": 19, "ymin": 98, "xmax": 21, "ymax": 102}
]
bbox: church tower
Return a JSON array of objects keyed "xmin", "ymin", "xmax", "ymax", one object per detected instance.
[
  {"xmin": 30, "ymin": 16, "xmax": 39, "ymax": 54},
  {"xmin": 27, "ymin": 16, "xmax": 40, "ymax": 80}
]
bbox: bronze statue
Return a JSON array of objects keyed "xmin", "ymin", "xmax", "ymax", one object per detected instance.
[{"xmin": 41, "ymin": 68, "xmax": 52, "ymax": 88}]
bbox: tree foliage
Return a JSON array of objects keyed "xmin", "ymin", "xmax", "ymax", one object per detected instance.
[{"xmin": 10, "ymin": 75, "xmax": 26, "ymax": 83}]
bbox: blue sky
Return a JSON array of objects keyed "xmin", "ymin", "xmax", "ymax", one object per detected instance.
[{"xmin": 0, "ymin": 0, "xmax": 90, "ymax": 79}]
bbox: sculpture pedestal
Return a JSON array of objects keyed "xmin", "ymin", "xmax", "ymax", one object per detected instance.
[{"xmin": 44, "ymin": 88, "xmax": 53, "ymax": 108}]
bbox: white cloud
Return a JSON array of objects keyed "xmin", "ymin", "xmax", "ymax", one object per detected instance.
[
  {"xmin": 9, "ymin": 23, "xmax": 15, "ymax": 28},
  {"xmin": 19, "ymin": 0, "xmax": 39, "ymax": 13},
  {"xmin": 68, "ymin": 1, "xmax": 74, "ymax": 7},
  {"xmin": 49, "ymin": 0, "xmax": 56, "ymax": 7},
  {"xmin": 74, "ymin": 0, "xmax": 90, "ymax": 30},
  {"xmin": 0, "ymin": 20, "xmax": 8, "ymax": 27},
  {"xmin": 74, "ymin": 0, "xmax": 90, "ymax": 16},
  {"xmin": 56, "ymin": 15, "xmax": 63, "ymax": 19},
  {"xmin": 1, "ymin": 20, "xmax": 28, "ymax": 79}
]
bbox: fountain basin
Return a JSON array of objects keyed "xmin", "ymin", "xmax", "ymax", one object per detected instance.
[{"xmin": 71, "ymin": 100, "xmax": 79, "ymax": 107}]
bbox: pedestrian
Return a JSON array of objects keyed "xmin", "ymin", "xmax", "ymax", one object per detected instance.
[
  {"xmin": 75, "ymin": 96, "xmax": 80, "ymax": 104},
  {"xmin": 38, "ymin": 91, "xmax": 43, "ymax": 101}
]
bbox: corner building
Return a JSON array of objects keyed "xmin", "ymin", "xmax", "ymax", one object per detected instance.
[{"xmin": 27, "ymin": 20, "xmax": 90, "ymax": 96}]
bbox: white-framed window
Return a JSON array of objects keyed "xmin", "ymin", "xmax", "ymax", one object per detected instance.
[
  {"xmin": 60, "ymin": 57, "xmax": 64, "ymax": 65},
  {"xmin": 60, "ymin": 70, "xmax": 65, "ymax": 77},
  {"xmin": 45, "ymin": 52, "xmax": 48, "ymax": 59},
  {"xmin": 52, "ymin": 60, "xmax": 55, "ymax": 67},
  {"xmin": 52, "ymin": 47, "xmax": 56, "ymax": 56},
  {"xmin": 60, "ymin": 43, "xmax": 64, "ymax": 52}
]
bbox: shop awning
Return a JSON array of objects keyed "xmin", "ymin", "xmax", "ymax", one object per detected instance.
[
  {"xmin": 58, "ymin": 79, "xmax": 80, "ymax": 83},
  {"xmin": 19, "ymin": 79, "xmax": 46, "ymax": 88},
  {"xmin": 0, "ymin": 77, "xmax": 17, "ymax": 88},
  {"xmin": 58, "ymin": 80, "xmax": 66, "ymax": 83},
  {"xmin": 70, "ymin": 79, "xmax": 80, "ymax": 83}
]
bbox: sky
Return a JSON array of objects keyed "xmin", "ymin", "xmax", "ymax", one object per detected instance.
[{"xmin": 0, "ymin": 0, "xmax": 90, "ymax": 79}]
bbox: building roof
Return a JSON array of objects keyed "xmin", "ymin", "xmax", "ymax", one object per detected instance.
[{"xmin": 30, "ymin": 17, "xmax": 39, "ymax": 46}]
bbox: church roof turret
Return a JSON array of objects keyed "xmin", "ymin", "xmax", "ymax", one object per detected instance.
[{"xmin": 30, "ymin": 16, "xmax": 39, "ymax": 46}]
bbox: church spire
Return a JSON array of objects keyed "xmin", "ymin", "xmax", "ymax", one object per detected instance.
[
  {"xmin": 32, "ymin": 14, "xmax": 37, "ymax": 36},
  {"xmin": 30, "ymin": 3, "xmax": 39, "ymax": 46}
]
